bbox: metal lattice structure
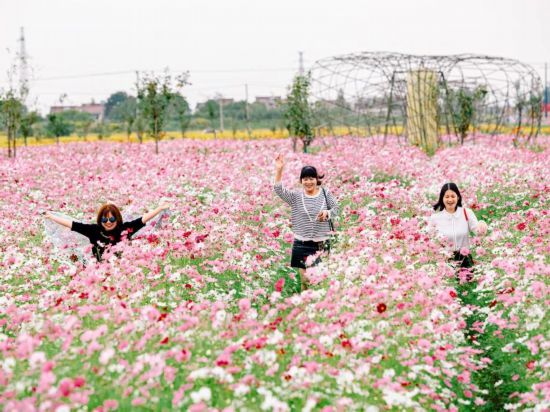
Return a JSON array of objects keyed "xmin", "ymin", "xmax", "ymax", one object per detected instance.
[{"xmin": 310, "ymin": 52, "xmax": 543, "ymax": 143}]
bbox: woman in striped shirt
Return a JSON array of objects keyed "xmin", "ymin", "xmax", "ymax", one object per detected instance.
[{"xmin": 274, "ymin": 154, "xmax": 339, "ymax": 291}]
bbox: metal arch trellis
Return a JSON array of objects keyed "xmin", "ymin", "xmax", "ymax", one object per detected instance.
[{"xmin": 310, "ymin": 52, "xmax": 543, "ymax": 142}]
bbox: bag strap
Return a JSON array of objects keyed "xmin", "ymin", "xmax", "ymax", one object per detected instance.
[
  {"xmin": 322, "ymin": 187, "xmax": 335, "ymax": 232},
  {"xmin": 463, "ymin": 207, "xmax": 471, "ymax": 232}
]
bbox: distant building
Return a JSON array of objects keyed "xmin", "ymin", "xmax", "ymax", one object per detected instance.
[
  {"xmin": 49, "ymin": 102, "xmax": 105, "ymax": 121},
  {"xmin": 218, "ymin": 98, "xmax": 235, "ymax": 106},
  {"xmin": 195, "ymin": 98, "xmax": 235, "ymax": 111},
  {"xmin": 254, "ymin": 96, "xmax": 281, "ymax": 109}
]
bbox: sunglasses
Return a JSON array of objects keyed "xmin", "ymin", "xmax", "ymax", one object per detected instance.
[{"xmin": 101, "ymin": 216, "xmax": 117, "ymax": 224}]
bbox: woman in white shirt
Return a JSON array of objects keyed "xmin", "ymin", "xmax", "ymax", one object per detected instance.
[
  {"xmin": 430, "ymin": 183, "xmax": 487, "ymax": 275},
  {"xmin": 274, "ymin": 154, "xmax": 339, "ymax": 291}
]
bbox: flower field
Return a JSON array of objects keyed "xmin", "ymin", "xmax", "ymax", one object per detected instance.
[{"xmin": 0, "ymin": 135, "xmax": 548, "ymax": 411}]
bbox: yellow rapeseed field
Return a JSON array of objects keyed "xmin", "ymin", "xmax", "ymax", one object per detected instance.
[{"xmin": 1, "ymin": 124, "xmax": 549, "ymax": 147}]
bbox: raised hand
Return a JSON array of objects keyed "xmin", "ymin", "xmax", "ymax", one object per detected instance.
[{"xmin": 275, "ymin": 154, "xmax": 284, "ymax": 171}]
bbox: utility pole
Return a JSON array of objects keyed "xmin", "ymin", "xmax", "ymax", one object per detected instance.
[
  {"xmin": 18, "ymin": 27, "xmax": 29, "ymax": 103},
  {"xmin": 299, "ymin": 51, "xmax": 304, "ymax": 75},
  {"xmin": 245, "ymin": 84, "xmax": 251, "ymax": 136}
]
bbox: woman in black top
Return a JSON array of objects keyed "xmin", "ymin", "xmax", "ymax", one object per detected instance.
[{"xmin": 44, "ymin": 203, "xmax": 169, "ymax": 260}]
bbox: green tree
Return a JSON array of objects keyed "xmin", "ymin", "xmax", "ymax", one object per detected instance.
[
  {"xmin": 76, "ymin": 118, "xmax": 93, "ymax": 140},
  {"xmin": 285, "ymin": 73, "xmax": 314, "ymax": 152},
  {"xmin": 19, "ymin": 110, "xmax": 41, "ymax": 146},
  {"xmin": 170, "ymin": 93, "xmax": 191, "ymax": 138},
  {"xmin": 104, "ymin": 91, "xmax": 131, "ymax": 120},
  {"xmin": 526, "ymin": 93, "xmax": 542, "ymax": 142},
  {"xmin": 206, "ymin": 100, "xmax": 218, "ymax": 135},
  {"xmin": 111, "ymin": 97, "xmax": 137, "ymax": 141},
  {"xmin": 56, "ymin": 109, "xmax": 95, "ymax": 123},
  {"xmin": 46, "ymin": 113, "xmax": 73, "ymax": 144},
  {"xmin": 136, "ymin": 71, "xmax": 189, "ymax": 153},
  {"xmin": 0, "ymin": 91, "xmax": 24, "ymax": 158},
  {"xmin": 449, "ymin": 86, "xmax": 487, "ymax": 145},
  {"xmin": 135, "ymin": 115, "xmax": 144, "ymax": 144}
]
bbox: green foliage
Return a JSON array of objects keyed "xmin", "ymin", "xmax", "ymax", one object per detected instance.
[
  {"xmin": 104, "ymin": 91, "xmax": 131, "ymax": 120},
  {"xmin": 55, "ymin": 109, "xmax": 95, "ymax": 123},
  {"xmin": 19, "ymin": 110, "xmax": 41, "ymax": 144},
  {"xmin": 170, "ymin": 93, "xmax": 191, "ymax": 137},
  {"xmin": 0, "ymin": 90, "xmax": 25, "ymax": 157},
  {"xmin": 448, "ymin": 86, "xmax": 487, "ymax": 144},
  {"xmin": 110, "ymin": 97, "xmax": 137, "ymax": 140},
  {"xmin": 284, "ymin": 73, "xmax": 314, "ymax": 152},
  {"xmin": 46, "ymin": 113, "xmax": 73, "ymax": 142},
  {"xmin": 136, "ymin": 71, "xmax": 189, "ymax": 153}
]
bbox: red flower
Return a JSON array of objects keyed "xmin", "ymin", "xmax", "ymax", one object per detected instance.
[
  {"xmin": 160, "ymin": 337, "xmax": 169, "ymax": 344},
  {"xmin": 516, "ymin": 222, "xmax": 527, "ymax": 231},
  {"xmin": 390, "ymin": 217, "xmax": 401, "ymax": 226},
  {"xmin": 274, "ymin": 278, "xmax": 285, "ymax": 292},
  {"xmin": 376, "ymin": 303, "xmax": 387, "ymax": 313},
  {"xmin": 195, "ymin": 234, "xmax": 208, "ymax": 243},
  {"xmin": 73, "ymin": 376, "xmax": 86, "ymax": 388},
  {"xmin": 449, "ymin": 290, "xmax": 457, "ymax": 298},
  {"xmin": 341, "ymin": 340, "xmax": 352, "ymax": 349}
]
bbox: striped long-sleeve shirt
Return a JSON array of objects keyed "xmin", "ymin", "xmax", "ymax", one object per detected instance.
[{"xmin": 274, "ymin": 182, "xmax": 339, "ymax": 241}]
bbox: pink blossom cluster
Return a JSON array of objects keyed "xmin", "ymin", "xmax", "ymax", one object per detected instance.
[{"xmin": 0, "ymin": 135, "xmax": 548, "ymax": 411}]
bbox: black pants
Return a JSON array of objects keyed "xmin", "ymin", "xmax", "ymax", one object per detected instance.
[
  {"xmin": 291, "ymin": 239, "xmax": 330, "ymax": 269},
  {"xmin": 451, "ymin": 251, "xmax": 474, "ymax": 281},
  {"xmin": 452, "ymin": 251, "xmax": 474, "ymax": 268}
]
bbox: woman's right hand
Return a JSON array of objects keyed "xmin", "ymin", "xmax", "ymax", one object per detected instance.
[
  {"xmin": 275, "ymin": 154, "xmax": 284, "ymax": 171},
  {"xmin": 476, "ymin": 221, "xmax": 488, "ymax": 235}
]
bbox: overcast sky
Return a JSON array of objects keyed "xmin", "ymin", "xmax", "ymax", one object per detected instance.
[{"xmin": 1, "ymin": 0, "xmax": 548, "ymax": 113}]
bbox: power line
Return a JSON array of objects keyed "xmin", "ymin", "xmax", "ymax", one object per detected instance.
[{"xmin": 31, "ymin": 67, "xmax": 297, "ymax": 82}]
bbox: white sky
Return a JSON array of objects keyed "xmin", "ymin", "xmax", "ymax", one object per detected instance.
[{"xmin": 1, "ymin": 0, "xmax": 549, "ymax": 114}]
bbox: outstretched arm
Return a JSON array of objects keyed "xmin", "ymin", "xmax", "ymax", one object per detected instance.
[
  {"xmin": 142, "ymin": 203, "xmax": 170, "ymax": 224},
  {"xmin": 274, "ymin": 153, "xmax": 284, "ymax": 183},
  {"xmin": 273, "ymin": 154, "xmax": 296, "ymax": 205},
  {"xmin": 43, "ymin": 212, "xmax": 73, "ymax": 229}
]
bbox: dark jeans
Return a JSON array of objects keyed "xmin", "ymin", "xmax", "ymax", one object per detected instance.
[
  {"xmin": 451, "ymin": 251, "xmax": 474, "ymax": 281},
  {"xmin": 291, "ymin": 239, "xmax": 330, "ymax": 269}
]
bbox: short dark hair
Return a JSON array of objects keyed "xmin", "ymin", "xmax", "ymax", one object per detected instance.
[
  {"xmin": 433, "ymin": 182, "xmax": 463, "ymax": 211},
  {"xmin": 299, "ymin": 165, "xmax": 324, "ymax": 186},
  {"xmin": 97, "ymin": 204, "xmax": 123, "ymax": 226}
]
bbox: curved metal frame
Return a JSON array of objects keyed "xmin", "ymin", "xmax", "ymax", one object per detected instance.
[{"xmin": 311, "ymin": 52, "xmax": 542, "ymax": 140}]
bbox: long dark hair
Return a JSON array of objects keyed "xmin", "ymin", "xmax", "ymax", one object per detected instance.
[{"xmin": 433, "ymin": 182, "xmax": 463, "ymax": 211}]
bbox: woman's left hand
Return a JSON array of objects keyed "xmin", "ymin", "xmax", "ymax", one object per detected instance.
[
  {"xmin": 317, "ymin": 210, "xmax": 329, "ymax": 222},
  {"xmin": 158, "ymin": 202, "xmax": 171, "ymax": 211}
]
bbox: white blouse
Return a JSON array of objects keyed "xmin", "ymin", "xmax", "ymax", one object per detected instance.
[{"xmin": 429, "ymin": 207, "xmax": 479, "ymax": 251}]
